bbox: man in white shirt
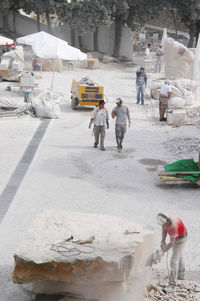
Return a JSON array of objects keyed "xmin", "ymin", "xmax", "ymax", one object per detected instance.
[
  {"xmin": 144, "ymin": 43, "xmax": 151, "ymax": 57},
  {"xmin": 89, "ymin": 100, "xmax": 109, "ymax": 151},
  {"xmin": 159, "ymin": 79, "xmax": 171, "ymax": 121}
]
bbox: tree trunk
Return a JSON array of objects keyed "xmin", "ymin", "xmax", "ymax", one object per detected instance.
[
  {"xmin": 37, "ymin": 12, "xmax": 41, "ymax": 32},
  {"xmin": 113, "ymin": 15, "xmax": 123, "ymax": 58},
  {"xmin": 78, "ymin": 35, "xmax": 84, "ymax": 51},
  {"xmin": 3, "ymin": 8, "xmax": 9, "ymax": 34},
  {"xmin": 188, "ymin": 24, "xmax": 195, "ymax": 48},
  {"xmin": 45, "ymin": 10, "xmax": 52, "ymax": 34},
  {"xmin": 13, "ymin": 10, "xmax": 16, "ymax": 36},
  {"xmin": 171, "ymin": 8, "xmax": 178, "ymax": 40},
  {"xmin": 94, "ymin": 27, "xmax": 99, "ymax": 52},
  {"xmin": 195, "ymin": 21, "xmax": 200, "ymax": 46},
  {"xmin": 71, "ymin": 28, "xmax": 75, "ymax": 46}
]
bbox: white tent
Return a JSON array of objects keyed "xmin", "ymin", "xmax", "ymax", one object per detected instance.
[
  {"xmin": 16, "ymin": 31, "xmax": 87, "ymax": 61},
  {"xmin": 0, "ymin": 35, "xmax": 13, "ymax": 45}
]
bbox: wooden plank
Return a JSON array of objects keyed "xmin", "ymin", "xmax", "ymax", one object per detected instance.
[
  {"xmin": 158, "ymin": 171, "xmax": 200, "ymax": 176},
  {"xmin": 160, "ymin": 176, "xmax": 186, "ymax": 181}
]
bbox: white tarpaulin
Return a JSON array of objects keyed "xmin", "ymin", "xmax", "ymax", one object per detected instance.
[
  {"xmin": 0, "ymin": 35, "xmax": 13, "ymax": 45},
  {"xmin": 17, "ymin": 31, "xmax": 87, "ymax": 60}
]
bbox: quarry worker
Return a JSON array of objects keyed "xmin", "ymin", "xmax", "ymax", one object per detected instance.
[
  {"xmin": 155, "ymin": 45, "xmax": 163, "ymax": 73},
  {"xmin": 111, "ymin": 98, "xmax": 131, "ymax": 151},
  {"xmin": 89, "ymin": 100, "xmax": 109, "ymax": 151},
  {"xmin": 136, "ymin": 67, "xmax": 147, "ymax": 105},
  {"xmin": 159, "ymin": 79, "xmax": 171, "ymax": 121},
  {"xmin": 144, "ymin": 43, "xmax": 151, "ymax": 57},
  {"xmin": 32, "ymin": 57, "xmax": 40, "ymax": 71},
  {"xmin": 156, "ymin": 213, "xmax": 187, "ymax": 293}
]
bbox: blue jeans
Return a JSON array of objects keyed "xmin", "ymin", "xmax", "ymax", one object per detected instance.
[{"xmin": 136, "ymin": 85, "xmax": 144, "ymax": 104}]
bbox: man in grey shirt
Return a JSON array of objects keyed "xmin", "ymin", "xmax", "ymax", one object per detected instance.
[{"xmin": 111, "ymin": 98, "xmax": 131, "ymax": 151}]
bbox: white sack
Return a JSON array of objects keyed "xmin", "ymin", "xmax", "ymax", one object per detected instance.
[
  {"xmin": 168, "ymin": 97, "xmax": 185, "ymax": 109},
  {"xmin": 33, "ymin": 89, "xmax": 61, "ymax": 119}
]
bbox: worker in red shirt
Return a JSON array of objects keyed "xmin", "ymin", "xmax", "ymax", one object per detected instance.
[{"xmin": 157, "ymin": 213, "xmax": 188, "ymax": 293}]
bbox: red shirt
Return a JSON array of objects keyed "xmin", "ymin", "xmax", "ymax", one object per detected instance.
[{"xmin": 163, "ymin": 216, "xmax": 187, "ymax": 239}]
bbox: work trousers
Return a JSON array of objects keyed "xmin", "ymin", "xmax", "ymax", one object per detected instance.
[
  {"xmin": 115, "ymin": 124, "xmax": 127, "ymax": 148},
  {"xmin": 169, "ymin": 234, "xmax": 187, "ymax": 287},
  {"xmin": 136, "ymin": 84, "xmax": 144, "ymax": 104},
  {"xmin": 159, "ymin": 95, "xmax": 168, "ymax": 119},
  {"xmin": 94, "ymin": 125, "xmax": 105, "ymax": 148},
  {"xmin": 155, "ymin": 58, "xmax": 161, "ymax": 73}
]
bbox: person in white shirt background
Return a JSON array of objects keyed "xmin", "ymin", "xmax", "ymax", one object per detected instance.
[
  {"xmin": 155, "ymin": 45, "xmax": 164, "ymax": 73},
  {"xmin": 144, "ymin": 43, "xmax": 151, "ymax": 57}
]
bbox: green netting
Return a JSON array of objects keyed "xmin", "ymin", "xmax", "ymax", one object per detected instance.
[{"xmin": 164, "ymin": 159, "xmax": 200, "ymax": 182}]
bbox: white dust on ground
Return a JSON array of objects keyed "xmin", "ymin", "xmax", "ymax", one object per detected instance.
[{"xmin": 0, "ymin": 61, "xmax": 200, "ymax": 301}]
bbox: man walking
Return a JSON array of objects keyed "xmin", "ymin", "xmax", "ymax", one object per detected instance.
[
  {"xmin": 136, "ymin": 67, "xmax": 147, "ymax": 105},
  {"xmin": 111, "ymin": 98, "xmax": 130, "ymax": 151},
  {"xmin": 159, "ymin": 79, "xmax": 171, "ymax": 121},
  {"xmin": 89, "ymin": 100, "xmax": 109, "ymax": 151},
  {"xmin": 156, "ymin": 213, "xmax": 187, "ymax": 293},
  {"xmin": 155, "ymin": 45, "xmax": 164, "ymax": 73}
]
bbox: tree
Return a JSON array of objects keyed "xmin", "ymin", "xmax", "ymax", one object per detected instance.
[
  {"xmin": 1, "ymin": 0, "xmax": 11, "ymax": 34},
  {"xmin": 105, "ymin": 0, "xmax": 168, "ymax": 58},
  {"xmin": 173, "ymin": 0, "xmax": 200, "ymax": 47},
  {"xmin": 56, "ymin": 0, "xmax": 110, "ymax": 50},
  {"xmin": 19, "ymin": 0, "xmax": 59, "ymax": 33}
]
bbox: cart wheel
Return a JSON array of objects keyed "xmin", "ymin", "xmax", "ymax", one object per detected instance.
[{"xmin": 71, "ymin": 97, "xmax": 78, "ymax": 110}]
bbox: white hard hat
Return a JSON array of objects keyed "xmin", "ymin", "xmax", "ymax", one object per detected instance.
[{"xmin": 157, "ymin": 213, "xmax": 170, "ymax": 225}]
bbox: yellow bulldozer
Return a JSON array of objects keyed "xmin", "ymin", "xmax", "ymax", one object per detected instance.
[{"xmin": 70, "ymin": 77, "xmax": 104, "ymax": 110}]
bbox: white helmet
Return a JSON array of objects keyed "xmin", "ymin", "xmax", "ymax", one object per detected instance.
[{"xmin": 157, "ymin": 213, "xmax": 170, "ymax": 225}]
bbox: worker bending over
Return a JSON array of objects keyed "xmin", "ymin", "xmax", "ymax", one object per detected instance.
[
  {"xmin": 159, "ymin": 79, "xmax": 171, "ymax": 121},
  {"xmin": 157, "ymin": 213, "xmax": 188, "ymax": 293}
]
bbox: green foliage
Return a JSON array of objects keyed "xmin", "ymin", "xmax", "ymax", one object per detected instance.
[
  {"xmin": 1, "ymin": 0, "xmax": 10, "ymax": 10},
  {"xmin": 175, "ymin": 0, "xmax": 200, "ymax": 27},
  {"xmin": 56, "ymin": 0, "xmax": 110, "ymax": 33}
]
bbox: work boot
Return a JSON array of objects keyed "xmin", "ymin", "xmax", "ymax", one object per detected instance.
[
  {"xmin": 177, "ymin": 275, "xmax": 185, "ymax": 280},
  {"xmin": 160, "ymin": 117, "xmax": 167, "ymax": 121},
  {"xmin": 94, "ymin": 143, "xmax": 98, "ymax": 148},
  {"xmin": 164, "ymin": 286, "xmax": 176, "ymax": 293},
  {"xmin": 100, "ymin": 147, "xmax": 105, "ymax": 151}
]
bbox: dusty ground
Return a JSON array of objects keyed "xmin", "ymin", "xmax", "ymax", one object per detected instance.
[{"xmin": 0, "ymin": 60, "xmax": 200, "ymax": 301}]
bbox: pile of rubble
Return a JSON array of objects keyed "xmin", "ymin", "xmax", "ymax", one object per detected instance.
[
  {"xmin": 163, "ymin": 136, "xmax": 200, "ymax": 157},
  {"xmin": 145, "ymin": 277, "xmax": 200, "ymax": 301}
]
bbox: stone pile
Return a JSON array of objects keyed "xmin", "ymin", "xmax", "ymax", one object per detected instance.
[
  {"xmin": 163, "ymin": 137, "xmax": 200, "ymax": 157},
  {"xmin": 145, "ymin": 277, "xmax": 200, "ymax": 301}
]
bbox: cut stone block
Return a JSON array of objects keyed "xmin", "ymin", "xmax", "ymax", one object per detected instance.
[
  {"xmin": 13, "ymin": 211, "xmax": 153, "ymax": 299},
  {"xmin": 167, "ymin": 109, "xmax": 187, "ymax": 125},
  {"xmin": 168, "ymin": 97, "xmax": 185, "ymax": 109}
]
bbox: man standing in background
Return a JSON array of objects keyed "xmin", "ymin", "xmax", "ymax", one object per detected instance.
[
  {"xmin": 136, "ymin": 67, "xmax": 147, "ymax": 105},
  {"xmin": 155, "ymin": 45, "xmax": 164, "ymax": 73},
  {"xmin": 112, "ymin": 98, "xmax": 130, "ymax": 151},
  {"xmin": 145, "ymin": 43, "xmax": 151, "ymax": 57}
]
